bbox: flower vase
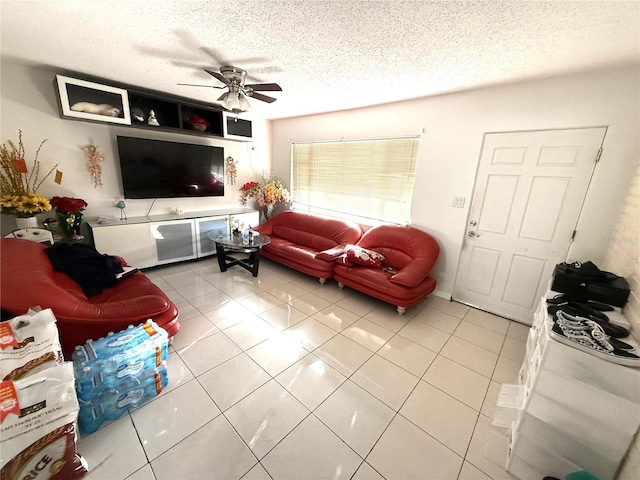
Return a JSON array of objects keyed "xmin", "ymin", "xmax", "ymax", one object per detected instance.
[
  {"xmin": 57, "ymin": 212, "xmax": 84, "ymax": 240},
  {"xmin": 15, "ymin": 216, "xmax": 38, "ymax": 229},
  {"xmin": 260, "ymin": 205, "xmax": 274, "ymax": 224}
]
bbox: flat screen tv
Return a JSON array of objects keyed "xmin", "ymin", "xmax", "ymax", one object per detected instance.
[{"xmin": 117, "ymin": 136, "xmax": 225, "ymax": 199}]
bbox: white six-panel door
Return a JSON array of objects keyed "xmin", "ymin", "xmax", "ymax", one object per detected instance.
[{"xmin": 453, "ymin": 127, "xmax": 606, "ymax": 324}]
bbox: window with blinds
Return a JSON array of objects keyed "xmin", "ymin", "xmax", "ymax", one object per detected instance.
[{"xmin": 291, "ymin": 137, "xmax": 419, "ymax": 224}]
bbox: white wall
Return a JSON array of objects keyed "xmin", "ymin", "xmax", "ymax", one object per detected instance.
[
  {"xmin": 600, "ymin": 160, "xmax": 640, "ymax": 479},
  {"xmin": 0, "ymin": 57, "xmax": 272, "ymax": 235},
  {"xmin": 272, "ymin": 65, "xmax": 640, "ymax": 298}
]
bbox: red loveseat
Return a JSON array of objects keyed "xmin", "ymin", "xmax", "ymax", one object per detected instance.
[
  {"xmin": 334, "ymin": 224, "xmax": 440, "ymax": 314},
  {"xmin": 253, "ymin": 210, "xmax": 363, "ymax": 282},
  {"xmin": 0, "ymin": 238, "xmax": 180, "ymax": 358}
]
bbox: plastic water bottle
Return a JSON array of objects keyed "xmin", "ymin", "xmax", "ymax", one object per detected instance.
[
  {"xmin": 242, "ymin": 229, "xmax": 249, "ymax": 246},
  {"xmin": 78, "ymin": 363, "xmax": 169, "ymax": 434},
  {"xmin": 72, "ymin": 320, "xmax": 168, "ymax": 363},
  {"xmin": 73, "ymin": 321, "xmax": 169, "ymax": 398},
  {"xmin": 74, "ymin": 341, "xmax": 169, "ymax": 399}
]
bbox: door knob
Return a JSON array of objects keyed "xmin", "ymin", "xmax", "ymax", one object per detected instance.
[
  {"xmin": 468, "ymin": 231, "xmax": 480, "ymax": 237},
  {"xmin": 469, "ymin": 220, "xmax": 477, "ymax": 226}
]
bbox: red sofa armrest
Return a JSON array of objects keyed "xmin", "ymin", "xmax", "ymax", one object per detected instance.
[
  {"xmin": 390, "ymin": 264, "xmax": 429, "ymax": 288},
  {"xmin": 81, "ymin": 295, "xmax": 172, "ymax": 320},
  {"xmin": 253, "ymin": 222, "xmax": 272, "ymax": 236},
  {"xmin": 315, "ymin": 244, "xmax": 347, "ymax": 261}
]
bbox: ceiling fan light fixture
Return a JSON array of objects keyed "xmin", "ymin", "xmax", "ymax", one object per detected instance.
[
  {"xmin": 238, "ymin": 94, "xmax": 251, "ymax": 111},
  {"xmin": 225, "ymin": 91, "xmax": 240, "ymax": 110}
]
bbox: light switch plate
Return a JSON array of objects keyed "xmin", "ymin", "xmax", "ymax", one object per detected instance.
[{"xmin": 452, "ymin": 196, "xmax": 465, "ymax": 208}]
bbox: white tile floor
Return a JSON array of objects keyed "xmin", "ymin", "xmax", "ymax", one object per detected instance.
[{"xmin": 77, "ymin": 257, "xmax": 531, "ymax": 480}]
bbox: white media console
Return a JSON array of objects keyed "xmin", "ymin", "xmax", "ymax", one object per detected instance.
[{"xmin": 88, "ymin": 208, "xmax": 259, "ymax": 269}]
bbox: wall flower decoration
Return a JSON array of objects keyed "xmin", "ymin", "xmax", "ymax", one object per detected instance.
[{"xmin": 83, "ymin": 144, "xmax": 104, "ymax": 188}]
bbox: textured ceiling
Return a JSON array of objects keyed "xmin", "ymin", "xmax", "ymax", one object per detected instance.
[{"xmin": 1, "ymin": 1, "xmax": 639, "ymax": 119}]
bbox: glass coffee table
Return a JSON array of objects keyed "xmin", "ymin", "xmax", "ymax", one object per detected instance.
[{"xmin": 207, "ymin": 232, "xmax": 271, "ymax": 277}]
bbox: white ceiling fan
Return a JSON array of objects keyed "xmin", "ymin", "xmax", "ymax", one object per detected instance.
[{"xmin": 178, "ymin": 65, "xmax": 282, "ymax": 113}]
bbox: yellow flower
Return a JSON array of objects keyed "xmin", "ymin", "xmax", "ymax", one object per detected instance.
[
  {"xmin": 14, "ymin": 194, "xmax": 52, "ymax": 214},
  {"xmin": 32, "ymin": 194, "xmax": 51, "ymax": 211},
  {"xmin": 0, "ymin": 195, "xmax": 21, "ymax": 208}
]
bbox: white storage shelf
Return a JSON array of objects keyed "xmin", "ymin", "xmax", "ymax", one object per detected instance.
[
  {"xmin": 88, "ymin": 209, "xmax": 259, "ymax": 269},
  {"xmin": 495, "ymin": 293, "xmax": 640, "ymax": 480}
]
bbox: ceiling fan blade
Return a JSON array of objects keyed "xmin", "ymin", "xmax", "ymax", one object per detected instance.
[
  {"xmin": 248, "ymin": 92, "xmax": 277, "ymax": 103},
  {"xmin": 199, "ymin": 46, "xmax": 227, "ymax": 66},
  {"xmin": 244, "ymin": 83, "xmax": 282, "ymax": 92},
  {"xmin": 205, "ymin": 69, "xmax": 231, "ymax": 86},
  {"xmin": 177, "ymin": 82, "xmax": 225, "ymax": 89}
]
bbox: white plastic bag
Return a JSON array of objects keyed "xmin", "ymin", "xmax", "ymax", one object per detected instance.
[
  {"xmin": 0, "ymin": 308, "xmax": 64, "ymax": 381},
  {"xmin": 0, "ymin": 363, "xmax": 87, "ymax": 479}
]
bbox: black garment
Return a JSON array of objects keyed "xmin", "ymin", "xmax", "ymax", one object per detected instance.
[{"xmin": 45, "ymin": 243, "xmax": 124, "ymax": 296}]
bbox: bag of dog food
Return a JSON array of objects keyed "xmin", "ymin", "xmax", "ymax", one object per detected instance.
[
  {"xmin": 0, "ymin": 363, "xmax": 87, "ymax": 479},
  {"xmin": 0, "ymin": 308, "xmax": 64, "ymax": 381}
]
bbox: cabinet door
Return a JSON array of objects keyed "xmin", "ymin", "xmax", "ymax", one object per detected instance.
[
  {"xmin": 195, "ymin": 216, "xmax": 229, "ymax": 257},
  {"xmin": 150, "ymin": 219, "xmax": 196, "ymax": 265},
  {"xmin": 91, "ymin": 223, "xmax": 156, "ymax": 268},
  {"xmin": 223, "ymin": 112, "xmax": 252, "ymax": 141}
]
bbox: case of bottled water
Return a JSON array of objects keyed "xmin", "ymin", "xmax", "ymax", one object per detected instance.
[{"xmin": 72, "ymin": 320, "xmax": 171, "ymax": 434}]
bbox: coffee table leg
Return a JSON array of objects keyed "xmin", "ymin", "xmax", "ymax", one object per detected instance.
[
  {"xmin": 216, "ymin": 243, "xmax": 228, "ymax": 272},
  {"xmin": 249, "ymin": 250, "xmax": 260, "ymax": 277}
]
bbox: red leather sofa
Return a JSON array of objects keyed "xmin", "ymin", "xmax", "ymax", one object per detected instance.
[
  {"xmin": 253, "ymin": 210, "xmax": 363, "ymax": 282},
  {"xmin": 1, "ymin": 238, "xmax": 180, "ymax": 358},
  {"xmin": 333, "ymin": 224, "xmax": 440, "ymax": 314},
  {"xmin": 254, "ymin": 211, "xmax": 440, "ymax": 313}
]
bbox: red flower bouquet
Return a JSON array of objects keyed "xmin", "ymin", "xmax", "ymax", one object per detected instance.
[
  {"xmin": 51, "ymin": 196, "xmax": 87, "ymax": 239},
  {"xmin": 240, "ymin": 181, "xmax": 261, "ymax": 206},
  {"xmin": 51, "ymin": 196, "xmax": 87, "ymax": 214}
]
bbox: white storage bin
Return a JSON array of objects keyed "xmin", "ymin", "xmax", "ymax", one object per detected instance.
[
  {"xmin": 534, "ymin": 368, "xmax": 640, "ymax": 441},
  {"xmin": 508, "ymin": 433, "xmax": 581, "ymax": 480},
  {"xmin": 516, "ymin": 410, "xmax": 620, "ymax": 480},
  {"xmin": 526, "ymin": 390, "xmax": 631, "ymax": 459},
  {"xmin": 508, "ymin": 454, "xmax": 545, "ymax": 480},
  {"xmin": 492, "ymin": 384, "xmax": 526, "ymax": 429},
  {"xmin": 540, "ymin": 319, "xmax": 640, "ymax": 404}
]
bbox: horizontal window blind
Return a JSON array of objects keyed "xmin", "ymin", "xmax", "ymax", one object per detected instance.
[{"xmin": 292, "ymin": 137, "xmax": 418, "ymax": 223}]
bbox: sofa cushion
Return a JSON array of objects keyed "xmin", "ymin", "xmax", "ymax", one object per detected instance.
[
  {"xmin": 334, "ymin": 264, "xmax": 436, "ymax": 303},
  {"xmin": 345, "ymin": 245, "xmax": 387, "ymax": 268},
  {"xmin": 272, "ymin": 225, "xmax": 336, "ymax": 251},
  {"xmin": 257, "ymin": 210, "xmax": 363, "ymax": 248}
]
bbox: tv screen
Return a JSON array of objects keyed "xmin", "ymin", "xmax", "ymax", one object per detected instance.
[{"xmin": 117, "ymin": 136, "xmax": 225, "ymax": 199}]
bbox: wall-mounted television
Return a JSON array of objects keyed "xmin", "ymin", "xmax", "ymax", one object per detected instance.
[{"xmin": 117, "ymin": 136, "xmax": 225, "ymax": 199}]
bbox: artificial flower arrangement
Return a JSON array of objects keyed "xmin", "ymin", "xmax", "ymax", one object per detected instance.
[
  {"xmin": 226, "ymin": 214, "xmax": 246, "ymax": 237},
  {"xmin": 240, "ymin": 174, "xmax": 291, "ymax": 212},
  {"xmin": 51, "ymin": 196, "xmax": 88, "ymax": 239},
  {"xmin": 83, "ymin": 144, "xmax": 104, "ymax": 188},
  {"xmin": 0, "ymin": 130, "xmax": 57, "ymax": 217}
]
